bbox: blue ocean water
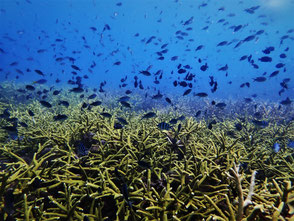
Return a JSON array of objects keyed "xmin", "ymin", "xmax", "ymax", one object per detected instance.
[
  {"xmin": 1, "ymin": 2, "xmax": 294, "ymax": 220},
  {"xmin": 0, "ymin": 0, "xmax": 293, "ymax": 102}
]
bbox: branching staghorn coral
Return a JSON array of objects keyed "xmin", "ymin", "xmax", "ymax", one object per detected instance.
[
  {"xmin": 226, "ymin": 163, "xmax": 257, "ymax": 221},
  {"xmin": 0, "ymin": 84, "xmax": 294, "ymax": 220}
]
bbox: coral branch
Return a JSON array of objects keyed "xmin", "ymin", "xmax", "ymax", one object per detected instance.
[{"xmin": 226, "ymin": 163, "xmax": 256, "ymax": 221}]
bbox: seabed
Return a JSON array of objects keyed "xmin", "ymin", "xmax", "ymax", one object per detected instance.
[{"xmin": 0, "ymin": 82, "xmax": 293, "ymax": 220}]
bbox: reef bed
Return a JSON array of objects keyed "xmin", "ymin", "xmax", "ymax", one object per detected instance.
[{"xmin": 0, "ymin": 84, "xmax": 294, "ymax": 220}]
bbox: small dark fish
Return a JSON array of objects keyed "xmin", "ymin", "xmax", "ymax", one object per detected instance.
[
  {"xmin": 70, "ymin": 87, "xmax": 84, "ymax": 93},
  {"xmin": 200, "ymin": 63, "xmax": 208, "ymax": 71},
  {"xmin": 269, "ymin": 70, "xmax": 279, "ymax": 78},
  {"xmin": 33, "ymin": 79, "xmax": 47, "ymax": 84},
  {"xmin": 179, "ymin": 81, "xmax": 188, "ymax": 87},
  {"xmin": 262, "ymin": 46, "xmax": 274, "ymax": 54},
  {"xmin": 113, "ymin": 61, "xmax": 121, "ymax": 65},
  {"xmin": 53, "ymin": 114, "xmax": 68, "ymax": 121},
  {"xmin": 217, "ymin": 41, "xmax": 228, "ymax": 46},
  {"xmin": 256, "ymin": 30, "xmax": 264, "ymax": 35},
  {"xmin": 141, "ymin": 112, "xmax": 156, "ymax": 119},
  {"xmin": 216, "ymin": 102, "xmax": 226, "ymax": 109},
  {"xmin": 117, "ymin": 117, "xmax": 128, "ymax": 125},
  {"xmin": 275, "ymin": 63, "xmax": 285, "ymax": 68},
  {"xmin": 178, "ymin": 69, "xmax": 186, "ymax": 74},
  {"xmin": 173, "ymin": 80, "xmax": 178, "ymax": 87},
  {"xmin": 103, "ymin": 24, "xmax": 111, "ymax": 31},
  {"xmin": 100, "ymin": 113, "xmax": 112, "ymax": 118},
  {"xmin": 195, "ymin": 92, "xmax": 208, "ymax": 97},
  {"xmin": 88, "ymin": 94, "xmax": 97, "ymax": 99},
  {"xmin": 34, "ymin": 69, "xmax": 45, "ymax": 76},
  {"xmin": 243, "ymin": 35, "xmax": 255, "ymax": 42},
  {"xmin": 1, "ymin": 109, "xmax": 10, "ymax": 118},
  {"xmin": 120, "ymin": 76, "xmax": 127, "ymax": 82},
  {"xmin": 161, "ymin": 43, "xmax": 168, "ymax": 49},
  {"xmin": 183, "ymin": 89, "xmax": 192, "ymax": 96},
  {"xmin": 258, "ymin": 56, "xmax": 272, "ymax": 62},
  {"xmin": 26, "ymin": 85, "xmax": 35, "ymax": 91},
  {"xmin": 81, "ymin": 102, "xmax": 88, "ymax": 109},
  {"xmin": 177, "ymin": 115, "xmax": 185, "ymax": 121},
  {"xmin": 39, "ymin": 100, "xmax": 52, "ymax": 108},
  {"xmin": 125, "ymin": 90, "xmax": 132, "ymax": 94},
  {"xmin": 195, "ymin": 110, "xmax": 201, "ymax": 118},
  {"xmin": 58, "ymin": 101, "xmax": 69, "ymax": 107},
  {"xmin": 15, "ymin": 69, "xmax": 24, "ymax": 75},
  {"xmin": 234, "ymin": 25, "xmax": 242, "ymax": 32},
  {"xmin": 71, "ymin": 65, "xmax": 81, "ymax": 71},
  {"xmin": 2, "ymin": 125, "xmax": 18, "ymax": 133},
  {"xmin": 253, "ymin": 77, "xmax": 266, "ymax": 82},
  {"xmin": 90, "ymin": 101, "xmax": 102, "ymax": 106},
  {"xmin": 90, "ymin": 26, "xmax": 97, "ymax": 31},
  {"xmin": 212, "ymin": 83, "xmax": 218, "ymax": 93},
  {"xmin": 146, "ymin": 36, "xmax": 156, "ymax": 44},
  {"xmin": 140, "ymin": 71, "xmax": 151, "ymax": 76},
  {"xmin": 157, "ymin": 122, "xmax": 171, "ymax": 130},
  {"xmin": 19, "ymin": 122, "xmax": 28, "ymax": 128},
  {"xmin": 244, "ymin": 98, "xmax": 252, "ymax": 103},
  {"xmin": 234, "ymin": 41, "xmax": 243, "ymax": 48},
  {"xmin": 53, "ymin": 90, "xmax": 61, "ymax": 95},
  {"xmin": 7, "ymin": 117, "xmax": 18, "ymax": 123},
  {"xmin": 280, "ymin": 97, "xmax": 291, "ymax": 105},
  {"xmin": 152, "ymin": 91, "xmax": 163, "ymax": 99},
  {"xmin": 28, "ymin": 110, "xmax": 34, "ymax": 117},
  {"xmin": 195, "ymin": 45, "xmax": 204, "ymax": 51},
  {"xmin": 171, "ymin": 56, "xmax": 178, "ymax": 61},
  {"xmin": 120, "ymin": 101, "xmax": 131, "ymax": 108},
  {"xmin": 252, "ymin": 119, "xmax": 268, "ymax": 128},
  {"xmin": 118, "ymin": 96, "xmax": 130, "ymax": 102},
  {"xmin": 208, "ymin": 120, "xmax": 217, "ymax": 130},
  {"xmin": 169, "ymin": 118, "xmax": 178, "ymax": 124},
  {"xmin": 114, "ymin": 123, "xmax": 123, "ymax": 129},
  {"xmin": 165, "ymin": 97, "xmax": 172, "ymax": 104},
  {"xmin": 183, "ymin": 16, "xmax": 194, "ymax": 25},
  {"xmin": 218, "ymin": 64, "xmax": 228, "ymax": 71},
  {"xmin": 121, "ymin": 183, "xmax": 132, "ymax": 207},
  {"xmin": 240, "ymin": 55, "xmax": 248, "ymax": 61},
  {"xmin": 139, "ymin": 81, "xmax": 144, "ymax": 90},
  {"xmin": 283, "ymin": 78, "xmax": 290, "ymax": 83},
  {"xmin": 235, "ymin": 123, "xmax": 242, "ymax": 131}
]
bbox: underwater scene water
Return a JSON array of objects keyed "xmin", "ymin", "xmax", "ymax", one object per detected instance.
[{"xmin": 0, "ymin": 0, "xmax": 294, "ymax": 220}]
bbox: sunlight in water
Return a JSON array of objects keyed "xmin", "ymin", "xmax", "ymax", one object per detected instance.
[{"xmin": 261, "ymin": 0, "xmax": 290, "ymax": 9}]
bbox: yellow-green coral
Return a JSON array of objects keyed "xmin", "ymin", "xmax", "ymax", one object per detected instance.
[{"xmin": 0, "ymin": 83, "xmax": 294, "ymax": 220}]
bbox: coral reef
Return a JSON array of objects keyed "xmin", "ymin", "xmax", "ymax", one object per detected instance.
[{"xmin": 0, "ymin": 83, "xmax": 293, "ymax": 220}]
